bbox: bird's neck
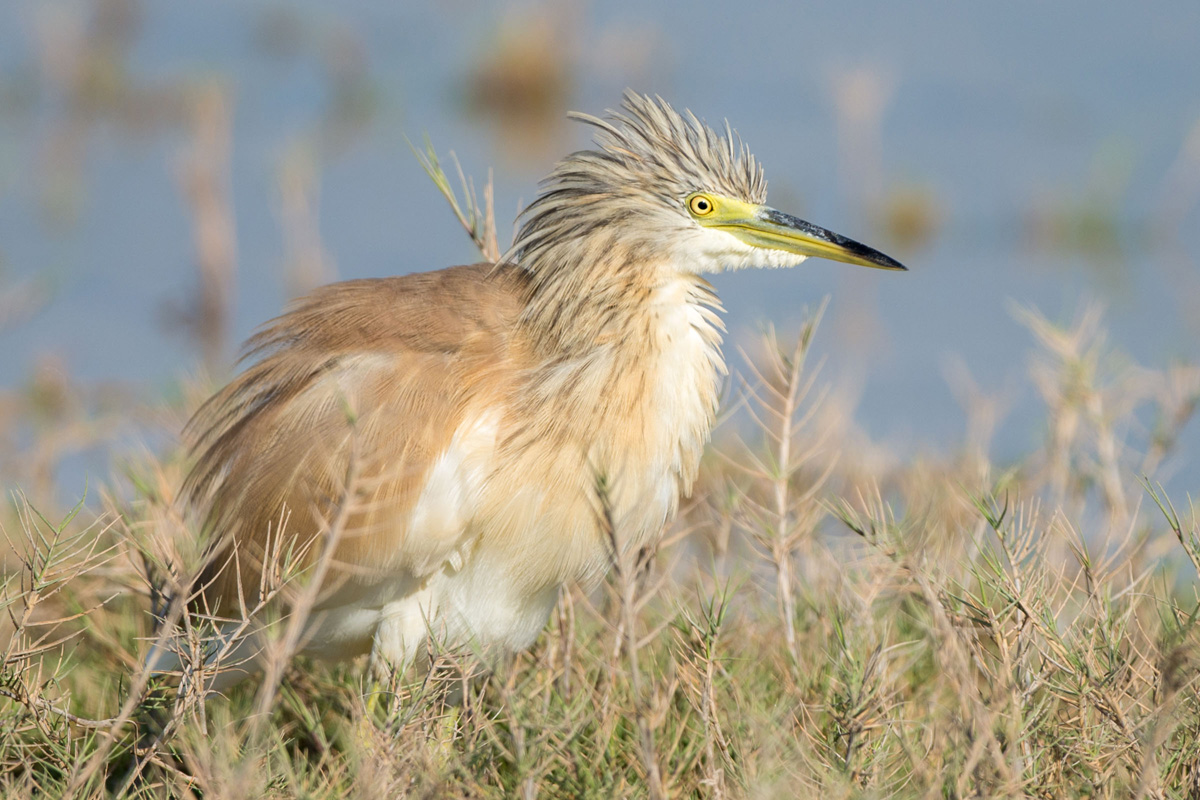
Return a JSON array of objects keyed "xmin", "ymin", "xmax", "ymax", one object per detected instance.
[
  {"xmin": 519, "ymin": 237, "xmax": 713, "ymax": 353},
  {"xmin": 517, "ymin": 242, "xmax": 727, "ymax": 499}
]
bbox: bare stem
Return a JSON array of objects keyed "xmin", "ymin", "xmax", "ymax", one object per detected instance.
[{"xmin": 597, "ymin": 477, "xmax": 667, "ymax": 800}]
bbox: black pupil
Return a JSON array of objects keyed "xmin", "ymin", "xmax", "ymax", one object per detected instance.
[{"xmin": 697, "ymin": 199, "xmax": 708, "ymax": 211}]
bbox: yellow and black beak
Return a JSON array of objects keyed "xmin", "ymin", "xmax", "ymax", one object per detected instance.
[{"xmin": 688, "ymin": 193, "xmax": 907, "ymax": 271}]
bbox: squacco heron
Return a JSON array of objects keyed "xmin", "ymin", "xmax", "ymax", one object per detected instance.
[{"xmin": 171, "ymin": 92, "xmax": 904, "ymax": 686}]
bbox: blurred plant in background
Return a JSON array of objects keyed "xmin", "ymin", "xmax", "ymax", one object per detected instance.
[{"xmin": 32, "ymin": 0, "xmax": 187, "ymax": 226}]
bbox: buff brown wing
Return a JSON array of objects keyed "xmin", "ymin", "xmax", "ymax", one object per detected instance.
[{"xmin": 180, "ymin": 263, "xmax": 531, "ymax": 619}]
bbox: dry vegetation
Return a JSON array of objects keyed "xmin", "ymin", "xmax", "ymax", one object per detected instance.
[{"xmin": 2, "ymin": 151, "xmax": 1200, "ymax": 799}]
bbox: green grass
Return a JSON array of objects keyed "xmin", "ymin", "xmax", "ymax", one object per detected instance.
[{"xmin": 2, "ymin": 300, "xmax": 1200, "ymax": 799}]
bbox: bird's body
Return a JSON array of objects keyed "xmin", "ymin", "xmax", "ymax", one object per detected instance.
[
  {"xmin": 185, "ymin": 262, "xmax": 722, "ymax": 667},
  {"xmin": 175, "ymin": 93, "xmax": 904, "ymax": 683}
]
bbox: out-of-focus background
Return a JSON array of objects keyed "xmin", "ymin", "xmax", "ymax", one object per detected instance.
[{"xmin": 2, "ymin": 0, "xmax": 1199, "ymax": 505}]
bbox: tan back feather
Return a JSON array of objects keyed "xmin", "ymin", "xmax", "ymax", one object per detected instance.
[{"xmin": 182, "ymin": 263, "xmax": 533, "ymax": 615}]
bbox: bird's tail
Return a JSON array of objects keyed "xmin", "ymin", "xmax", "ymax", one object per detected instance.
[{"xmin": 143, "ymin": 618, "xmax": 261, "ymax": 697}]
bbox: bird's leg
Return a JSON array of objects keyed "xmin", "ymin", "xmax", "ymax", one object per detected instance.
[{"xmin": 369, "ymin": 585, "xmax": 440, "ymax": 680}]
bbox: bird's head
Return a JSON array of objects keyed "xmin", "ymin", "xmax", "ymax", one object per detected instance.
[{"xmin": 514, "ymin": 91, "xmax": 906, "ymax": 278}]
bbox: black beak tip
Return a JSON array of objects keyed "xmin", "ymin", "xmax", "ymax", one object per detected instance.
[{"xmin": 849, "ymin": 240, "xmax": 908, "ymax": 271}]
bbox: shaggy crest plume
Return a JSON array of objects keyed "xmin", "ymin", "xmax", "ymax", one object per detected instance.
[{"xmin": 514, "ymin": 92, "xmax": 768, "ymax": 266}]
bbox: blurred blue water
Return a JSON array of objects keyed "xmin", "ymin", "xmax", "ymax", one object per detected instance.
[{"xmin": 1, "ymin": 1, "xmax": 1198, "ymax": 497}]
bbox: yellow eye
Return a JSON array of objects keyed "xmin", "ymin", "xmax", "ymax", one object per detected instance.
[{"xmin": 688, "ymin": 194, "xmax": 715, "ymax": 216}]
